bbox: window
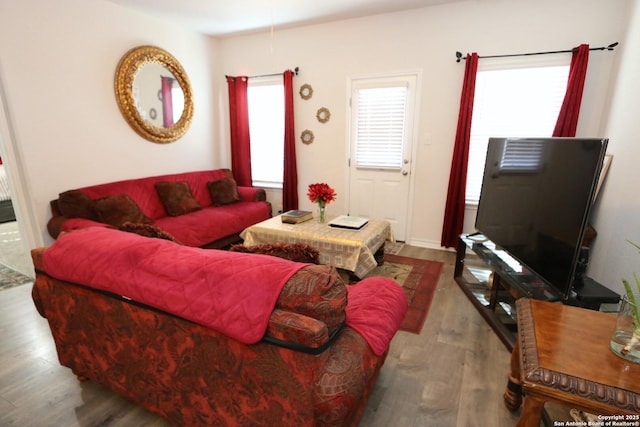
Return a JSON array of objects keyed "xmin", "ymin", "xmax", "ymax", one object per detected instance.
[
  {"xmin": 465, "ymin": 60, "xmax": 570, "ymax": 204},
  {"xmin": 354, "ymin": 83, "xmax": 408, "ymax": 169},
  {"xmin": 171, "ymin": 83, "xmax": 184, "ymax": 120},
  {"xmin": 248, "ymin": 79, "xmax": 284, "ymax": 188}
]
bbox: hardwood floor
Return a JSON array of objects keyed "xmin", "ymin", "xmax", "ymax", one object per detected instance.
[
  {"xmin": 0, "ymin": 221, "xmax": 33, "ymax": 277},
  {"xmin": 0, "ymin": 245, "xmax": 523, "ymax": 426},
  {"xmin": 359, "ymin": 245, "xmax": 520, "ymax": 427}
]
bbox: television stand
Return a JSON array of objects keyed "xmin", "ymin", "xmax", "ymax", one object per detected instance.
[
  {"xmin": 568, "ymin": 277, "xmax": 620, "ymax": 310},
  {"xmin": 454, "ymin": 234, "xmax": 619, "ymax": 351}
]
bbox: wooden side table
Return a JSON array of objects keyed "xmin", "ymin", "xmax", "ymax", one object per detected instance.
[{"xmin": 504, "ymin": 298, "xmax": 640, "ymax": 427}]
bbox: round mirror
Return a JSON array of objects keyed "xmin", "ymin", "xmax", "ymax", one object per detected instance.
[
  {"xmin": 301, "ymin": 129, "xmax": 315, "ymax": 144},
  {"xmin": 299, "ymin": 84, "xmax": 313, "ymax": 100},
  {"xmin": 316, "ymin": 107, "xmax": 331, "ymax": 123},
  {"xmin": 114, "ymin": 45, "xmax": 193, "ymax": 144}
]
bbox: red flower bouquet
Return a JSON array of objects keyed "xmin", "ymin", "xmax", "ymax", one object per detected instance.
[
  {"xmin": 307, "ymin": 183, "xmax": 336, "ymax": 207},
  {"xmin": 307, "ymin": 183, "xmax": 336, "ymax": 223}
]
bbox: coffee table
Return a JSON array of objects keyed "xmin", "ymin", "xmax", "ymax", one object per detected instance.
[{"xmin": 240, "ymin": 214, "xmax": 393, "ymax": 278}]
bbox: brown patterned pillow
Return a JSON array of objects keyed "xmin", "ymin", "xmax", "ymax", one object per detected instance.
[
  {"xmin": 93, "ymin": 194, "xmax": 152, "ymax": 227},
  {"xmin": 229, "ymin": 243, "xmax": 320, "ymax": 264},
  {"xmin": 277, "ymin": 264, "xmax": 347, "ymax": 334},
  {"xmin": 155, "ymin": 181, "xmax": 201, "ymax": 217},
  {"xmin": 58, "ymin": 190, "xmax": 95, "ymax": 219},
  {"xmin": 207, "ymin": 177, "xmax": 241, "ymax": 206},
  {"xmin": 119, "ymin": 221, "xmax": 181, "ymax": 243}
]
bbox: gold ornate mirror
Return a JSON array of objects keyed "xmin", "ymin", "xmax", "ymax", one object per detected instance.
[{"xmin": 114, "ymin": 45, "xmax": 194, "ymax": 144}]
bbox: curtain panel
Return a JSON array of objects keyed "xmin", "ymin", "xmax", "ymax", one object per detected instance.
[
  {"xmin": 441, "ymin": 53, "xmax": 479, "ymax": 249},
  {"xmin": 553, "ymin": 44, "xmax": 589, "ymax": 137},
  {"xmin": 282, "ymin": 70, "xmax": 299, "ymax": 211},
  {"xmin": 160, "ymin": 76, "xmax": 175, "ymax": 128},
  {"xmin": 226, "ymin": 76, "xmax": 253, "ymax": 187}
]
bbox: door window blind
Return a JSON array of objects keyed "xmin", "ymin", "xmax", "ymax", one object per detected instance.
[{"xmin": 354, "ymin": 85, "xmax": 407, "ymax": 169}]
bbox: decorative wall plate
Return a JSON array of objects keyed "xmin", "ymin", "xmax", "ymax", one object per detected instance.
[
  {"xmin": 316, "ymin": 107, "xmax": 331, "ymax": 123},
  {"xmin": 300, "ymin": 129, "xmax": 315, "ymax": 144},
  {"xmin": 299, "ymin": 84, "xmax": 313, "ymax": 100}
]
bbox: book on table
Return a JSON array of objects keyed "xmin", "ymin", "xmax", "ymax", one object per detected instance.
[
  {"xmin": 328, "ymin": 215, "xmax": 369, "ymax": 230},
  {"xmin": 281, "ymin": 210, "xmax": 313, "ymax": 224}
]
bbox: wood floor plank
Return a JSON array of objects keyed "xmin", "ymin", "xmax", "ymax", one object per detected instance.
[{"xmin": 0, "ymin": 246, "xmax": 530, "ymax": 426}]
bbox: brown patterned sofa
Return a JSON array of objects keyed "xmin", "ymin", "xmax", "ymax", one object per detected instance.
[
  {"xmin": 46, "ymin": 169, "xmax": 271, "ymax": 248},
  {"xmin": 31, "ymin": 226, "xmax": 407, "ymax": 426}
]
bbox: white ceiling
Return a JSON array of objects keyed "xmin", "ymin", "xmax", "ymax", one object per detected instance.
[{"xmin": 106, "ymin": 0, "xmax": 463, "ymax": 37}]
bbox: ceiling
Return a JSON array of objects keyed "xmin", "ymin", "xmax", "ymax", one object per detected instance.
[{"xmin": 107, "ymin": 0, "xmax": 463, "ymax": 37}]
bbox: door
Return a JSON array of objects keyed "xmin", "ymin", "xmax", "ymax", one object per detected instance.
[{"xmin": 348, "ymin": 74, "xmax": 417, "ymax": 241}]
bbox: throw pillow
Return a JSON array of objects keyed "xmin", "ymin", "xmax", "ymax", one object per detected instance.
[
  {"xmin": 207, "ymin": 177, "xmax": 241, "ymax": 206},
  {"xmin": 155, "ymin": 181, "xmax": 201, "ymax": 217},
  {"xmin": 58, "ymin": 190, "xmax": 95, "ymax": 219},
  {"xmin": 93, "ymin": 194, "xmax": 152, "ymax": 227},
  {"xmin": 229, "ymin": 243, "xmax": 320, "ymax": 264},
  {"xmin": 119, "ymin": 221, "xmax": 181, "ymax": 244},
  {"xmin": 277, "ymin": 264, "xmax": 347, "ymax": 335}
]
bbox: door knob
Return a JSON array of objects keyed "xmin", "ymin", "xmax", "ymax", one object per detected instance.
[{"xmin": 402, "ymin": 170, "xmax": 408, "ymax": 176}]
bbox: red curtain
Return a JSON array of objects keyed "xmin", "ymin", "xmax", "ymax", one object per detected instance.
[
  {"xmin": 226, "ymin": 76, "xmax": 253, "ymax": 187},
  {"xmin": 553, "ymin": 44, "xmax": 589, "ymax": 137},
  {"xmin": 441, "ymin": 53, "xmax": 479, "ymax": 249},
  {"xmin": 161, "ymin": 76, "xmax": 174, "ymax": 128},
  {"xmin": 282, "ymin": 70, "xmax": 298, "ymax": 211}
]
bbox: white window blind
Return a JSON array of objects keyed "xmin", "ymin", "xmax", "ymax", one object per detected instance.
[
  {"xmin": 355, "ymin": 85, "xmax": 407, "ymax": 169},
  {"xmin": 248, "ymin": 80, "xmax": 284, "ymax": 188},
  {"xmin": 465, "ymin": 64, "xmax": 569, "ymax": 204},
  {"xmin": 500, "ymin": 139, "xmax": 545, "ymax": 171}
]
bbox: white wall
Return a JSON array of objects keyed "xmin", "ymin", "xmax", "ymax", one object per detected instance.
[
  {"xmin": 218, "ymin": 0, "xmax": 630, "ymax": 249},
  {"xmin": 0, "ymin": 0, "xmax": 221, "ymax": 247},
  {"xmin": 589, "ymin": 1, "xmax": 640, "ymax": 296},
  {"xmin": 0, "ymin": 0, "xmax": 636, "ymax": 296}
]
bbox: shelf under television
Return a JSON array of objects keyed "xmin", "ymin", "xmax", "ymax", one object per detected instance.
[{"xmin": 454, "ymin": 234, "xmax": 618, "ymax": 351}]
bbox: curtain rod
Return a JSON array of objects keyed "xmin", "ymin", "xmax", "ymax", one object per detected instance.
[
  {"xmin": 455, "ymin": 42, "xmax": 618, "ymax": 63},
  {"xmin": 226, "ymin": 66, "xmax": 299, "ymax": 80}
]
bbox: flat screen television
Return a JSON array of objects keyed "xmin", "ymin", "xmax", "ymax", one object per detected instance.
[{"xmin": 474, "ymin": 137, "xmax": 608, "ymax": 299}]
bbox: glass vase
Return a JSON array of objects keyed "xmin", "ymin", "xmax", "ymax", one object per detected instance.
[
  {"xmin": 317, "ymin": 205, "xmax": 326, "ymax": 223},
  {"xmin": 609, "ymin": 295, "xmax": 640, "ymax": 363}
]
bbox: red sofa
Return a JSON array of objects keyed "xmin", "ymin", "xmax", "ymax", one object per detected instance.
[
  {"xmin": 31, "ymin": 226, "xmax": 408, "ymax": 426},
  {"xmin": 46, "ymin": 169, "xmax": 271, "ymax": 248}
]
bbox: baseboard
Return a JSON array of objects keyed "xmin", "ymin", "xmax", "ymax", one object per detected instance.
[{"xmin": 405, "ymin": 238, "xmax": 448, "ymax": 251}]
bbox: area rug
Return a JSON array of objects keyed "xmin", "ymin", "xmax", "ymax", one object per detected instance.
[
  {"xmin": 0, "ymin": 262, "xmax": 33, "ymax": 291},
  {"xmin": 349, "ymin": 254, "xmax": 444, "ymax": 334}
]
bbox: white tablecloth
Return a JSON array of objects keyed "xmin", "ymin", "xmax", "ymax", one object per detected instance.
[{"xmin": 240, "ymin": 215, "xmax": 393, "ymax": 278}]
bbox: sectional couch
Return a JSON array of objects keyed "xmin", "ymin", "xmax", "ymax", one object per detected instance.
[
  {"xmin": 31, "ymin": 226, "xmax": 408, "ymax": 426},
  {"xmin": 46, "ymin": 169, "xmax": 271, "ymax": 248}
]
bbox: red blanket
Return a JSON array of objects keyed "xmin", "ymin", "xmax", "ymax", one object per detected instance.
[
  {"xmin": 346, "ymin": 277, "xmax": 408, "ymax": 355},
  {"xmin": 42, "ymin": 227, "xmax": 306, "ymax": 344}
]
